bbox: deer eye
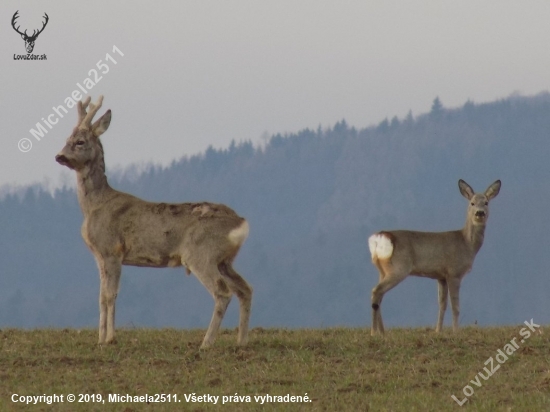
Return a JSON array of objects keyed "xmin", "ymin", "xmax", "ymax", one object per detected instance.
[
  {"xmin": 484, "ymin": 201, "xmax": 488, "ymax": 206},
  {"xmin": 75, "ymin": 140, "xmax": 85, "ymax": 146},
  {"xmin": 470, "ymin": 202, "xmax": 474, "ymax": 206}
]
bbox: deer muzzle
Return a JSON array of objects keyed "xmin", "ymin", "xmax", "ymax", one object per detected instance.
[{"xmin": 55, "ymin": 154, "xmax": 73, "ymax": 169}]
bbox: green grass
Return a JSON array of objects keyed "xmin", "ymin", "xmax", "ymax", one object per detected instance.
[{"xmin": 1, "ymin": 326, "xmax": 549, "ymax": 411}]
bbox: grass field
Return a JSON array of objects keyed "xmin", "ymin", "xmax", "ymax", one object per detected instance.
[{"xmin": 1, "ymin": 325, "xmax": 549, "ymax": 411}]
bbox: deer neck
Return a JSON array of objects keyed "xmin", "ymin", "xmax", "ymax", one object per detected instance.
[
  {"xmin": 75, "ymin": 155, "xmax": 113, "ymax": 210},
  {"xmin": 462, "ymin": 218, "xmax": 486, "ymax": 255}
]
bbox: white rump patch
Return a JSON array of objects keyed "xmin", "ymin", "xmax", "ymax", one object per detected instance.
[
  {"xmin": 228, "ymin": 220, "xmax": 250, "ymax": 246},
  {"xmin": 368, "ymin": 233, "xmax": 394, "ymax": 260}
]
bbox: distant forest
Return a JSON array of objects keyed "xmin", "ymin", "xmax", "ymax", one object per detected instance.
[{"xmin": 1, "ymin": 93, "xmax": 549, "ymax": 330}]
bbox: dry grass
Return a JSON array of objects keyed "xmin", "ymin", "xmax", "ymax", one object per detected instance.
[{"xmin": 1, "ymin": 326, "xmax": 550, "ymax": 411}]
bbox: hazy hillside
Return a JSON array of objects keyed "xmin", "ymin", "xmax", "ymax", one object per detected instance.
[{"xmin": 1, "ymin": 93, "xmax": 549, "ymax": 330}]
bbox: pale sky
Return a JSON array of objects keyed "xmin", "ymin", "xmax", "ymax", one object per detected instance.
[{"xmin": 1, "ymin": 1, "xmax": 549, "ymax": 189}]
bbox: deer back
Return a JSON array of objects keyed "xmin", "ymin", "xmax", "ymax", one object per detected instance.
[{"xmin": 82, "ymin": 191, "xmax": 247, "ymax": 268}]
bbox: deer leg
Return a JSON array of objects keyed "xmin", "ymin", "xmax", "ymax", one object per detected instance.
[
  {"xmin": 98, "ymin": 289, "xmax": 107, "ymax": 344},
  {"xmin": 448, "ymin": 278, "xmax": 461, "ymax": 331},
  {"xmin": 193, "ymin": 265, "xmax": 232, "ymax": 349},
  {"xmin": 218, "ymin": 261, "xmax": 253, "ymax": 346},
  {"xmin": 371, "ymin": 270, "xmax": 384, "ymax": 334},
  {"xmin": 371, "ymin": 270, "xmax": 408, "ymax": 335},
  {"xmin": 374, "ymin": 295, "xmax": 385, "ymax": 334},
  {"xmin": 436, "ymin": 279, "xmax": 448, "ymax": 333},
  {"xmin": 97, "ymin": 256, "xmax": 122, "ymax": 344}
]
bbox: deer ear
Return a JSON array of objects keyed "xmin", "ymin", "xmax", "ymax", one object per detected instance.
[
  {"xmin": 92, "ymin": 110, "xmax": 111, "ymax": 137},
  {"xmin": 484, "ymin": 180, "xmax": 501, "ymax": 201},
  {"xmin": 458, "ymin": 179, "xmax": 474, "ymax": 200}
]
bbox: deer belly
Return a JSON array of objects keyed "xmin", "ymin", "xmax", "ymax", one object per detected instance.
[
  {"xmin": 122, "ymin": 251, "xmax": 183, "ymax": 268},
  {"xmin": 410, "ymin": 270, "xmax": 446, "ymax": 280}
]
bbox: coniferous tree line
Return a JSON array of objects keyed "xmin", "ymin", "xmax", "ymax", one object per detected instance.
[{"xmin": 0, "ymin": 93, "xmax": 549, "ymax": 329}]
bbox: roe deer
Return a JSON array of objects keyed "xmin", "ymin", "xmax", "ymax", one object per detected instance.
[
  {"xmin": 368, "ymin": 179, "xmax": 501, "ymax": 335},
  {"xmin": 55, "ymin": 96, "xmax": 252, "ymax": 348}
]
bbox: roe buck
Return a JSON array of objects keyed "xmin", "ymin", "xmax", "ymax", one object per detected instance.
[
  {"xmin": 368, "ymin": 179, "xmax": 501, "ymax": 335},
  {"xmin": 55, "ymin": 96, "xmax": 252, "ymax": 348}
]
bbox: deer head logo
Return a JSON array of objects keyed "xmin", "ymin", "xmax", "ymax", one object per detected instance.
[{"xmin": 11, "ymin": 11, "xmax": 49, "ymax": 54}]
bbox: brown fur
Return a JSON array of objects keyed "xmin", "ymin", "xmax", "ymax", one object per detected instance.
[
  {"xmin": 55, "ymin": 96, "xmax": 253, "ymax": 349},
  {"xmin": 369, "ymin": 179, "xmax": 501, "ymax": 335}
]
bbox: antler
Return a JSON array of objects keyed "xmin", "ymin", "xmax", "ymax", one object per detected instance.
[
  {"xmin": 78, "ymin": 96, "xmax": 104, "ymax": 130},
  {"xmin": 77, "ymin": 96, "xmax": 92, "ymax": 125},
  {"xmin": 11, "ymin": 11, "xmax": 49, "ymax": 40},
  {"xmin": 11, "ymin": 11, "xmax": 26, "ymax": 37},
  {"xmin": 30, "ymin": 13, "xmax": 49, "ymax": 40}
]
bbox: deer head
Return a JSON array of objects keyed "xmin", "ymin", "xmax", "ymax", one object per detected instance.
[
  {"xmin": 12, "ymin": 11, "xmax": 49, "ymax": 53},
  {"xmin": 55, "ymin": 96, "xmax": 111, "ymax": 171},
  {"xmin": 459, "ymin": 179, "xmax": 501, "ymax": 226}
]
